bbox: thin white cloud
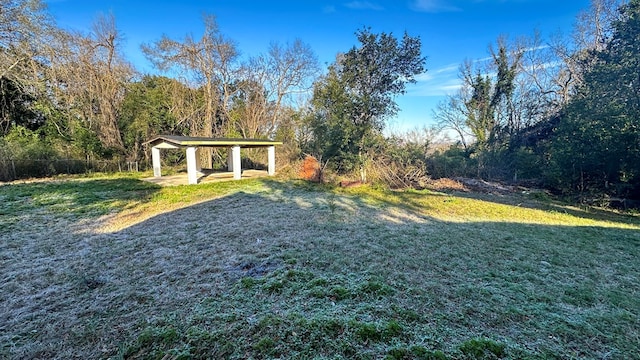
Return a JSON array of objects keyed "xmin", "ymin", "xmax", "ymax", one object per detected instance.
[
  {"xmin": 523, "ymin": 44, "xmax": 550, "ymax": 52},
  {"xmin": 521, "ymin": 60, "xmax": 562, "ymax": 73},
  {"xmin": 414, "ymin": 73, "xmax": 434, "ymax": 82},
  {"xmin": 473, "ymin": 55, "xmax": 493, "ymax": 63},
  {"xmin": 410, "ymin": 0, "xmax": 536, "ymax": 13},
  {"xmin": 323, "ymin": 5, "xmax": 337, "ymax": 13},
  {"xmin": 434, "ymin": 63, "xmax": 460, "ymax": 74},
  {"xmin": 413, "ymin": 62, "xmax": 457, "ymax": 82},
  {"xmin": 410, "ymin": 63, "xmax": 462, "ymax": 97},
  {"xmin": 344, "ymin": 1, "xmax": 384, "ymax": 10},
  {"xmin": 412, "ymin": 78, "xmax": 463, "ymax": 97},
  {"xmin": 410, "ymin": 0, "xmax": 461, "ymax": 13}
]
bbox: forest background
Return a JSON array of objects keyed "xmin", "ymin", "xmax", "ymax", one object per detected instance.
[{"xmin": 1, "ymin": 0, "xmax": 639, "ymax": 205}]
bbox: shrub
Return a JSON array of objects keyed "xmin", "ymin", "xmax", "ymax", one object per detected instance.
[
  {"xmin": 299, "ymin": 155, "xmax": 322, "ymax": 182},
  {"xmin": 369, "ymin": 135, "xmax": 431, "ymax": 189},
  {"xmin": 427, "ymin": 146, "xmax": 476, "ymax": 179}
]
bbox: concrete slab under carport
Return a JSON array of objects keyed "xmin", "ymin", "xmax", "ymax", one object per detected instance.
[{"xmin": 142, "ymin": 169, "xmax": 271, "ymax": 186}]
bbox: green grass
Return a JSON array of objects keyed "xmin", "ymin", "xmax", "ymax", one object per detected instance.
[{"xmin": 1, "ymin": 174, "xmax": 639, "ymax": 359}]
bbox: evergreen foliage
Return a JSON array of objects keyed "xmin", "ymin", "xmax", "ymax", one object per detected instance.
[
  {"xmin": 307, "ymin": 28, "xmax": 426, "ymax": 179},
  {"xmin": 548, "ymin": 0, "xmax": 640, "ymax": 199}
]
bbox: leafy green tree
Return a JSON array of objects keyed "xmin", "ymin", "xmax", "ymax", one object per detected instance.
[
  {"xmin": 463, "ymin": 42, "xmax": 522, "ymax": 149},
  {"xmin": 308, "ymin": 65, "xmax": 362, "ymax": 172},
  {"xmin": 310, "ymin": 27, "xmax": 425, "ymax": 181},
  {"xmin": 548, "ymin": 0, "xmax": 640, "ymax": 198},
  {"xmin": 119, "ymin": 75, "xmax": 194, "ymax": 161},
  {"xmin": 0, "ymin": 76, "xmax": 43, "ymax": 133},
  {"xmin": 465, "ymin": 72, "xmax": 494, "ymax": 146}
]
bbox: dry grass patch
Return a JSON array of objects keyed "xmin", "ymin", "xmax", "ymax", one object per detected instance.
[{"xmin": 1, "ymin": 175, "xmax": 639, "ymax": 359}]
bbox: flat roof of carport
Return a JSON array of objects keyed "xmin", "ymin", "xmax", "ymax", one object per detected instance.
[{"xmin": 145, "ymin": 135, "xmax": 282, "ymax": 148}]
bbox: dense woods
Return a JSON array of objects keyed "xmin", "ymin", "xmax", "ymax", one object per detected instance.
[{"xmin": 1, "ymin": 0, "xmax": 638, "ymax": 204}]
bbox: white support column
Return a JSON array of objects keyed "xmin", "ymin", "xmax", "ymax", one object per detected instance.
[
  {"xmin": 232, "ymin": 145, "xmax": 241, "ymax": 180},
  {"xmin": 186, "ymin": 147, "xmax": 198, "ymax": 184},
  {"xmin": 227, "ymin": 147, "xmax": 234, "ymax": 171},
  {"xmin": 195, "ymin": 147, "xmax": 202, "ymax": 173},
  {"xmin": 267, "ymin": 145, "xmax": 276, "ymax": 176},
  {"xmin": 152, "ymin": 147, "xmax": 162, "ymax": 177}
]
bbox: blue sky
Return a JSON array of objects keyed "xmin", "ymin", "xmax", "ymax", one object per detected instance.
[{"xmin": 45, "ymin": 0, "xmax": 590, "ymax": 133}]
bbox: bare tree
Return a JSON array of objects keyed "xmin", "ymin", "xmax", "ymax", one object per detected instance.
[
  {"xmin": 229, "ymin": 78, "xmax": 271, "ymax": 139},
  {"xmin": 0, "ymin": 0, "xmax": 55, "ymax": 134},
  {"xmin": 507, "ymin": 0, "xmax": 624, "ymax": 138},
  {"xmin": 233, "ymin": 39, "xmax": 319, "ymax": 139},
  {"xmin": 142, "ymin": 14, "xmax": 240, "ymax": 167},
  {"xmin": 142, "ymin": 16, "xmax": 238, "ymax": 135},
  {"xmin": 573, "ymin": 0, "xmax": 624, "ymax": 52},
  {"xmin": 166, "ymin": 77, "xmax": 204, "ymax": 132},
  {"xmin": 262, "ymin": 40, "xmax": 319, "ymax": 134},
  {"xmin": 87, "ymin": 14, "xmax": 133, "ymax": 151},
  {"xmin": 0, "ymin": 0, "xmax": 51, "ymax": 78},
  {"xmin": 437, "ymin": 36, "xmax": 533, "ymax": 149},
  {"xmin": 547, "ymin": 0, "xmax": 626, "ymax": 96},
  {"xmin": 48, "ymin": 13, "xmax": 133, "ymax": 153},
  {"xmin": 432, "ymin": 92, "xmax": 471, "ymax": 149}
]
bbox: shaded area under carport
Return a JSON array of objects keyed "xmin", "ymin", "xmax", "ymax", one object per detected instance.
[{"xmin": 144, "ymin": 135, "xmax": 282, "ymax": 185}]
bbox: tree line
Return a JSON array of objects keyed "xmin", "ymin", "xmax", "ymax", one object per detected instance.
[
  {"xmin": 1, "ymin": 0, "xmax": 639, "ymax": 203},
  {"xmin": 432, "ymin": 0, "xmax": 639, "ymax": 202},
  {"xmin": 0, "ymin": 1, "xmax": 322, "ymax": 171}
]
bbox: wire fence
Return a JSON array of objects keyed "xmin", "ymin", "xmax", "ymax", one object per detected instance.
[{"xmin": 0, "ymin": 158, "xmax": 147, "ymax": 182}]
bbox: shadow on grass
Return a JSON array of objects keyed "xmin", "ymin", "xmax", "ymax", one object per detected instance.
[
  {"xmin": 2, "ymin": 178, "xmax": 639, "ymax": 360},
  {"xmin": 0, "ymin": 177, "xmax": 162, "ymax": 219}
]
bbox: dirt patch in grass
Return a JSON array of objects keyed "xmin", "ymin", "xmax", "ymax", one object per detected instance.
[
  {"xmin": 1, "ymin": 177, "xmax": 639, "ymax": 359},
  {"xmin": 426, "ymin": 177, "xmax": 469, "ymax": 192},
  {"xmin": 427, "ymin": 177, "xmax": 546, "ymax": 196}
]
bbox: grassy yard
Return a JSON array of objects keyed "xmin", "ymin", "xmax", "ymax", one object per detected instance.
[{"xmin": 1, "ymin": 175, "xmax": 639, "ymax": 359}]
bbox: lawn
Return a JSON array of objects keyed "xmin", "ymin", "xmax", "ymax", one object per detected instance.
[{"xmin": 1, "ymin": 175, "xmax": 639, "ymax": 359}]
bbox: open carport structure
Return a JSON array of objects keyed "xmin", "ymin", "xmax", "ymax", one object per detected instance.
[{"xmin": 146, "ymin": 135, "xmax": 282, "ymax": 185}]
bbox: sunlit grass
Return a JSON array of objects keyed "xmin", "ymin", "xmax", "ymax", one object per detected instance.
[
  {"xmin": 336, "ymin": 185, "xmax": 640, "ymax": 228},
  {"xmin": 1, "ymin": 175, "xmax": 639, "ymax": 359}
]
